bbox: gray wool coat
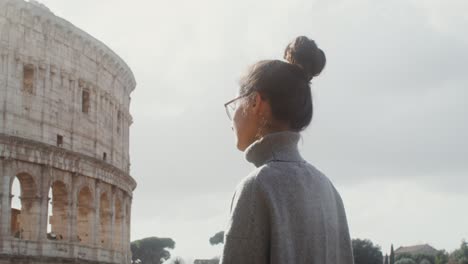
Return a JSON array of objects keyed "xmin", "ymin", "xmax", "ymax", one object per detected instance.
[{"xmin": 220, "ymin": 131, "xmax": 354, "ymax": 264}]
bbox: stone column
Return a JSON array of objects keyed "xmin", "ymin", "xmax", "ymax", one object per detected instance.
[
  {"xmin": 64, "ymin": 200, "xmax": 72, "ymax": 242},
  {"xmin": 0, "ymin": 159, "xmax": 13, "ymax": 238},
  {"xmin": 0, "ymin": 50, "xmax": 8, "ymax": 130},
  {"xmin": 70, "ymin": 76, "xmax": 76, "ymax": 151},
  {"xmin": 65, "ymin": 172, "xmax": 75, "ymax": 243},
  {"xmin": 93, "ymin": 179, "xmax": 100, "ymax": 248},
  {"xmin": 127, "ymin": 198, "xmax": 131, "ymax": 244},
  {"xmin": 38, "ymin": 165, "xmax": 51, "ymax": 242},
  {"xmin": 110, "ymin": 188, "xmax": 115, "ymax": 250},
  {"xmin": 38, "ymin": 62, "xmax": 48, "ymax": 142},
  {"xmin": 19, "ymin": 194, "xmax": 41, "ymax": 241},
  {"xmin": 0, "ymin": 158, "xmax": 12, "ymax": 238},
  {"xmin": 123, "ymin": 195, "xmax": 131, "ymax": 263},
  {"xmin": 122, "ymin": 196, "xmax": 127, "ymax": 262},
  {"xmin": 69, "ymin": 173, "xmax": 78, "ymax": 243},
  {"xmin": 0, "ymin": 159, "xmax": 5, "ymax": 236}
]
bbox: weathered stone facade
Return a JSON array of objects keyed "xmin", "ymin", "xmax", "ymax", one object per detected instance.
[{"xmin": 0, "ymin": 0, "xmax": 137, "ymax": 263}]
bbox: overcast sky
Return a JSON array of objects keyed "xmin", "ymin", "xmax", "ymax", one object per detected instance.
[{"xmin": 39, "ymin": 0, "xmax": 468, "ymax": 260}]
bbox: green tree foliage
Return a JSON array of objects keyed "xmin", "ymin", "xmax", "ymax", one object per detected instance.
[
  {"xmin": 414, "ymin": 254, "xmax": 435, "ymax": 264},
  {"xmin": 449, "ymin": 240, "xmax": 468, "ymax": 264},
  {"xmin": 435, "ymin": 250, "xmax": 449, "ymax": 264},
  {"xmin": 391, "ymin": 244, "xmax": 396, "ymax": 264},
  {"xmin": 395, "ymin": 258, "xmax": 417, "ymax": 264},
  {"xmin": 385, "ymin": 254, "xmax": 389, "ymax": 264},
  {"xmin": 352, "ymin": 238, "xmax": 383, "ymax": 264},
  {"xmin": 395, "ymin": 253, "xmax": 435, "ymax": 264},
  {"xmin": 420, "ymin": 259, "xmax": 432, "ymax": 264},
  {"xmin": 131, "ymin": 237, "xmax": 176, "ymax": 264},
  {"xmin": 210, "ymin": 231, "xmax": 225, "ymax": 245},
  {"xmin": 396, "ymin": 253, "xmax": 414, "ymax": 262}
]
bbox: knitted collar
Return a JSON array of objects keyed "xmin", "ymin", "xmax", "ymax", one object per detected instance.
[{"xmin": 245, "ymin": 131, "xmax": 304, "ymax": 167}]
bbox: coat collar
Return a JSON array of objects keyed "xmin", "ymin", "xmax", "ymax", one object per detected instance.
[{"xmin": 245, "ymin": 131, "xmax": 304, "ymax": 167}]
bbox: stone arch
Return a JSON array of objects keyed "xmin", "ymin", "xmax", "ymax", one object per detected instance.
[
  {"xmin": 47, "ymin": 180, "xmax": 68, "ymax": 241},
  {"xmin": 10, "ymin": 172, "xmax": 39, "ymax": 240},
  {"xmin": 77, "ymin": 186, "xmax": 93, "ymax": 245},
  {"xmin": 99, "ymin": 192, "xmax": 111, "ymax": 248},
  {"xmin": 113, "ymin": 196, "xmax": 123, "ymax": 251}
]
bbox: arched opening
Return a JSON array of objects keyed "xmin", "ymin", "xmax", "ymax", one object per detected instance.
[
  {"xmin": 113, "ymin": 197, "xmax": 123, "ymax": 251},
  {"xmin": 77, "ymin": 186, "xmax": 93, "ymax": 245},
  {"xmin": 10, "ymin": 178, "xmax": 21, "ymax": 238},
  {"xmin": 99, "ymin": 192, "xmax": 111, "ymax": 248},
  {"xmin": 47, "ymin": 181, "xmax": 68, "ymax": 241},
  {"xmin": 10, "ymin": 173, "xmax": 38, "ymax": 240}
]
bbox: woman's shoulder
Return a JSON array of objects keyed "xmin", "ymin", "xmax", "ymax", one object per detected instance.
[
  {"xmin": 235, "ymin": 163, "xmax": 297, "ymax": 195},
  {"xmin": 238, "ymin": 160, "xmax": 333, "ymax": 191},
  {"xmin": 250, "ymin": 161, "xmax": 335, "ymax": 191},
  {"xmin": 233, "ymin": 165, "xmax": 274, "ymax": 196}
]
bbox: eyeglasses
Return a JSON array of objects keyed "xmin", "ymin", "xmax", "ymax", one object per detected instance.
[{"xmin": 224, "ymin": 92, "xmax": 251, "ymax": 120}]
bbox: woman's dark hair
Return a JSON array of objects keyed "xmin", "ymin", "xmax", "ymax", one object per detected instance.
[{"xmin": 239, "ymin": 36, "xmax": 326, "ymax": 131}]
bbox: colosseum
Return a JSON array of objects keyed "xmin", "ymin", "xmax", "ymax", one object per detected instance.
[{"xmin": 0, "ymin": 0, "xmax": 137, "ymax": 263}]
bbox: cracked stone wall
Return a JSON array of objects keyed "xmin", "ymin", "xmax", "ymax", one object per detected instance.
[{"xmin": 0, "ymin": 0, "xmax": 137, "ymax": 263}]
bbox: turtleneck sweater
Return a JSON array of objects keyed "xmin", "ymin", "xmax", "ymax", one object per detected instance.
[{"xmin": 220, "ymin": 131, "xmax": 354, "ymax": 264}]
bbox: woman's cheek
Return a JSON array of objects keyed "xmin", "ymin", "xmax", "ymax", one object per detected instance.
[{"xmin": 233, "ymin": 107, "xmax": 246, "ymax": 149}]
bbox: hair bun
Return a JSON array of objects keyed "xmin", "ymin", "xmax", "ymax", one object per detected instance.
[{"xmin": 284, "ymin": 36, "xmax": 326, "ymax": 81}]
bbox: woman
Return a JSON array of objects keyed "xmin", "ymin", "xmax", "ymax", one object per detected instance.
[{"xmin": 220, "ymin": 36, "xmax": 354, "ymax": 264}]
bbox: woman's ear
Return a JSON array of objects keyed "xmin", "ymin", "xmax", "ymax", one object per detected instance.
[
  {"xmin": 250, "ymin": 92, "xmax": 267, "ymax": 118},
  {"xmin": 251, "ymin": 92, "xmax": 262, "ymax": 107}
]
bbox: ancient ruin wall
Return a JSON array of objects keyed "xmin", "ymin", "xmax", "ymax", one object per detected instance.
[{"xmin": 0, "ymin": 0, "xmax": 137, "ymax": 263}]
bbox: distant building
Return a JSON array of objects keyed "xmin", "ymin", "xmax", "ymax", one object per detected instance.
[{"xmin": 395, "ymin": 244, "xmax": 438, "ymax": 256}]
